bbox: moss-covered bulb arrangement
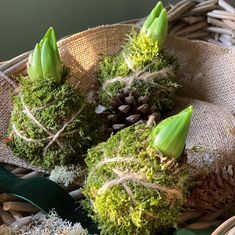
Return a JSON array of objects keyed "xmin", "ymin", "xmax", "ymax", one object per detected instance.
[
  {"xmin": 7, "ymin": 27, "xmax": 97, "ymax": 169},
  {"xmin": 83, "ymin": 107, "xmax": 193, "ymax": 234},
  {"xmin": 4, "ymin": 2, "xmax": 200, "ymax": 234},
  {"xmin": 97, "ymin": 2, "xmax": 179, "ymax": 133}
]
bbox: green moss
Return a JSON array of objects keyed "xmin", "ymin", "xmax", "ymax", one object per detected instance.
[
  {"xmin": 83, "ymin": 125, "xmax": 189, "ymax": 234},
  {"xmin": 97, "ymin": 31, "xmax": 179, "ymax": 113},
  {"xmin": 153, "ymin": 50, "xmax": 178, "ymax": 72},
  {"xmin": 7, "ymin": 78, "xmax": 98, "ymax": 169},
  {"xmin": 98, "ymin": 32, "xmax": 161, "ymax": 83},
  {"xmin": 98, "ymin": 56, "xmax": 130, "ymax": 84},
  {"xmin": 123, "ymin": 32, "xmax": 160, "ymax": 70}
]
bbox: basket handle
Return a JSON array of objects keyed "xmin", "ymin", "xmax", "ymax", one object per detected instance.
[
  {"xmin": 0, "ymin": 50, "xmax": 31, "ymax": 89},
  {"xmin": 0, "ymin": 71, "xmax": 17, "ymax": 89},
  {"xmin": 212, "ymin": 216, "xmax": 235, "ymax": 235}
]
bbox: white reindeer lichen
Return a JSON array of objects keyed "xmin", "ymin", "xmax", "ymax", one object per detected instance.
[
  {"xmin": 18, "ymin": 211, "xmax": 88, "ymax": 235},
  {"xmin": 49, "ymin": 165, "xmax": 84, "ymax": 187}
]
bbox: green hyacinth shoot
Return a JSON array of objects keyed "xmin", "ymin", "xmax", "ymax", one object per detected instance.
[
  {"xmin": 150, "ymin": 106, "xmax": 193, "ymax": 159},
  {"xmin": 141, "ymin": 1, "xmax": 168, "ymax": 50},
  {"xmin": 28, "ymin": 27, "xmax": 62, "ymax": 84}
]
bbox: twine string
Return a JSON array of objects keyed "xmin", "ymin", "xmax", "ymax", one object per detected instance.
[
  {"xmin": 21, "ymin": 96, "xmax": 64, "ymax": 150},
  {"xmin": 88, "ymin": 156, "xmax": 141, "ymax": 176},
  {"xmin": 123, "ymin": 183, "xmax": 138, "ymax": 205},
  {"xmin": 103, "ymin": 61, "xmax": 174, "ymax": 89},
  {"xmin": 12, "ymin": 125, "xmax": 80, "ymax": 144},
  {"xmin": 43, "ymin": 102, "xmax": 85, "ymax": 156},
  {"xmin": 118, "ymin": 170, "xmax": 179, "ymax": 220},
  {"xmin": 122, "ymin": 182, "xmax": 161, "ymax": 220},
  {"xmin": 12, "ymin": 124, "xmax": 40, "ymax": 143},
  {"xmin": 97, "ymin": 168, "xmax": 182, "ymax": 199},
  {"xmin": 11, "ymin": 95, "xmax": 85, "ymax": 155},
  {"xmin": 90, "ymin": 153, "xmax": 181, "ymax": 200}
]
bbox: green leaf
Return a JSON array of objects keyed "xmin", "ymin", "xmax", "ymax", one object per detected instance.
[
  {"xmin": 41, "ymin": 38, "xmax": 61, "ymax": 84},
  {"xmin": 27, "ymin": 27, "xmax": 62, "ymax": 84},
  {"xmin": 0, "ymin": 165, "xmax": 77, "ymax": 222},
  {"xmin": 174, "ymin": 227, "xmax": 216, "ymax": 235},
  {"xmin": 150, "ymin": 106, "xmax": 193, "ymax": 159},
  {"xmin": 28, "ymin": 43, "xmax": 43, "ymax": 81},
  {"xmin": 141, "ymin": 1, "xmax": 163, "ymax": 34},
  {"xmin": 0, "ymin": 165, "xmax": 99, "ymax": 233}
]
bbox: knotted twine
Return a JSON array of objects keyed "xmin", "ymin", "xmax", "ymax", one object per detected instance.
[
  {"xmin": 87, "ymin": 149, "xmax": 184, "ymax": 209},
  {"xmin": 9, "ymin": 94, "xmax": 85, "ymax": 158}
]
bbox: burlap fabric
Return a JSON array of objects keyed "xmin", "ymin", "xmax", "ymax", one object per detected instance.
[
  {"xmin": 0, "ymin": 76, "xmax": 45, "ymax": 171},
  {"xmin": 173, "ymin": 97, "xmax": 234, "ymax": 174},
  {"xmin": 0, "ymin": 24, "xmax": 234, "ymax": 172},
  {"xmin": 166, "ymin": 36, "xmax": 235, "ymax": 114}
]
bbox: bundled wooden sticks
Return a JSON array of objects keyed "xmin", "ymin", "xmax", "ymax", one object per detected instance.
[
  {"xmin": 0, "ymin": 51, "xmax": 30, "ymax": 89},
  {"xmin": 0, "ymin": 165, "xmax": 84, "ymax": 230},
  {"xmin": 0, "ymin": 164, "xmax": 233, "ymax": 232},
  {"xmin": 168, "ymin": 0, "xmax": 235, "ymax": 47},
  {"xmin": 0, "ymin": 167, "xmax": 41, "ymax": 229}
]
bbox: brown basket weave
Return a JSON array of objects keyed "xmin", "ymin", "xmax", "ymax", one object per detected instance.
[{"xmin": 0, "ymin": 0, "xmax": 234, "ymax": 233}]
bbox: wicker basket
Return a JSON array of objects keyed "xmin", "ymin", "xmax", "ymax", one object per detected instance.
[{"xmin": 0, "ymin": 0, "xmax": 234, "ymax": 234}]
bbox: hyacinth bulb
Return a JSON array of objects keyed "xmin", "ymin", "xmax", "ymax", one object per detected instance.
[
  {"xmin": 141, "ymin": 1, "xmax": 168, "ymax": 50},
  {"xmin": 150, "ymin": 106, "xmax": 193, "ymax": 159},
  {"xmin": 28, "ymin": 27, "xmax": 62, "ymax": 84}
]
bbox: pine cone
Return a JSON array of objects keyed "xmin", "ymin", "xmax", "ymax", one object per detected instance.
[
  {"xmin": 102, "ymin": 88, "xmax": 161, "ymax": 132},
  {"xmin": 185, "ymin": 164, "xmax": 235, "ymax": 212}
]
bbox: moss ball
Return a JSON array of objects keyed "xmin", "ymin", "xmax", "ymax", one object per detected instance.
[
  {"xmin": 98, "ymin": 31, "xmax": 179, "ymax": 114},
  {"xmin": 83, "ymin": 125, "xmax": 189, "ymax": 234},
  {"xmin": 8, "ymin": 78, "xmax": 97, "ymax": 169}
]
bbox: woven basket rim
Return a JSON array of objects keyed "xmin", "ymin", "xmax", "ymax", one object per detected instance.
[
  {"xmin": 58, "ymin": 23, "xmax": 235, "ymax": 54},
  {"xmin": 58, "ymin": 23, "xmax": 133, "ymax": 45}
]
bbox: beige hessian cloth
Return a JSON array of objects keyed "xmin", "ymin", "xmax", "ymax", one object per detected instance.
[{"xmin": 0, "ymin": 24, "xmax": 234, "ymax": 172}]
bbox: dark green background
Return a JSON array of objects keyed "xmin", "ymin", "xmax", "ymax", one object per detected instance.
[
  {"xmin": 0, "ymin": 0, "xmax": 176, "ymax": 60},
  {"xmin": 1, "ymin": 0, "xmax": 234, "ymax": 60}
]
